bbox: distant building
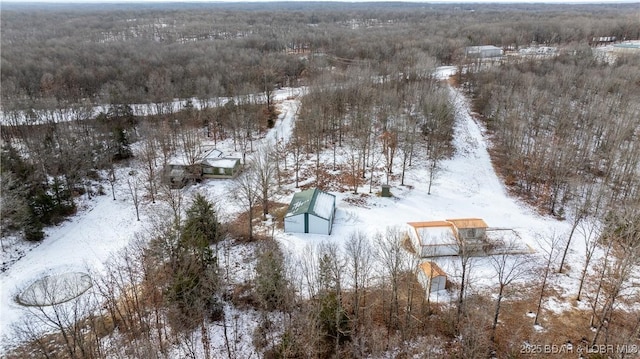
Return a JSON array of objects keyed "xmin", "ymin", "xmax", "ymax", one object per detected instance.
[
  {"xmin": 417, "ymin": 261, "xmax": 447, "ymax": 293},
  {"xmin": 408, "ymin": 218, "xmax": 489, "ymax": 257},
  {"xmin": 612, "ymin": 41, "xmax": 640, "ymax": 53},
  {"xmin": 465, "ymin": 45, "xmax": 504, "ymax": 58},
  {"xmin": 591, "ymin": 36, "xmax": 616, "ymax": 46},
  {"xmin": 284, "ymin": 188, "xmax": 336, "ymax": 235}
]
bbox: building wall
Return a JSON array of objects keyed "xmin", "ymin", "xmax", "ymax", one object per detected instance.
[
  {"xmin": 481, "ymin": 48, "xmax": 503, "ymax": 57},
  {"xmin": 407, "ymin": 226, "xmax": 459, "ymax": 257},
  {"xmin": 432, "ymin": 276, "xmax": 446, "ymax": 292},
  {"xmin": 284, "ymin": 214, "xmax": 305, "ymax": 233},
  {"xmin": 201, "ymin": 163, "xmax": 241, "ymax": 179},
  {"xmin": 308, "ymin": 214, "xmax": 330, "ymax": 235},
  {"xmin": 458, "ymin": 227, "xmax": 487, "ymax": 240},
  {"xmin": 420, "ymin": 243, "xmax": 459, "ymax": 257},
  {"xmin": 417, "ymin": 270, "xmax": 447, "ymax": 293},
  {"xmin": 466, "ymin": 46, "xmax": 503, "ymax": 58},
  {"xmin": 407, "ymin": 226, "xmax": 421, "ymax": 254}
]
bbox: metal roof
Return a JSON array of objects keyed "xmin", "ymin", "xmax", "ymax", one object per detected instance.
[
  {"xmin": 420, "ymin": 261, "xmax": 447, "ymax": 279},
  {"xmin": 202, "ymin": 157, "xmax": 239, "ymax": 169},
  {"xmin": 466, "ymin": 45, "xmax": 502, "ymax": 51},
  {"xmin": 407, "ymin": 218, "xmax": 488, "ymax": 245},
  {"xmin": 285, "ymin": 188, "xmax": 335, "ymax": 220},
  {"xmin": 445, "ymin": 218, "xmax": 488, "ymax": 229},
  {"xmin": 407, "ymin": 221, "xmax": 455, "ymax": 229}
]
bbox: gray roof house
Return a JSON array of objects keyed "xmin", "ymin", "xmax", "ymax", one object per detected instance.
[
  {"xmin": 163, "ymin": 147, "xmax": 241, "ymax": 188},
  {"xmin": 284, "ymin": 188, "xmax": 336, "ymax": 235}
]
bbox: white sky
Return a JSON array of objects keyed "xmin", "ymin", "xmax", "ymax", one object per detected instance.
[{"xmin": 1, "ymin": 0, "xmax": 636, "ymax": 3}]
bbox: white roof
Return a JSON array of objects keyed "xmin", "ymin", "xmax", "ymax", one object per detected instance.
[
  {"xmin": 202, "ymin": 158, "xmax": 239, "ymax": 169},
  {"xmin": 313, "ymin": 191, "xmax": 335, "ymax": 220},
  {"xmin": 203, "ymin": 148, "xmax": 223, "ymax": 159},
  {"xmin": 467, "ymin": 45, "xmax": 501, "ymax": 51}
]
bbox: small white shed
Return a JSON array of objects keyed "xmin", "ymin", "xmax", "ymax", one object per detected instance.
[
  {"xmin": 284, "ymin": 188, "xmax": 336, "ymax": 235},
  {"xmin": 417, "ymin": 261, "xmax": 447, "ymax": 293}
]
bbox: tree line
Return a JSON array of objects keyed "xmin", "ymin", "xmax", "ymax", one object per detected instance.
[{"xmin": 2, "ymin": 3, "xmax": 638, "ymax": 109}]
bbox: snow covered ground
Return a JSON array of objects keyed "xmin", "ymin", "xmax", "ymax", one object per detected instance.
[
  {"xmin": 0, "ymin": 167, "xmax": 149, "ymax": 349},
  {"xmin": 0, "ymin": 72, "xmax": 594, "ymax": 353},
  {"xmin": 273, "ymin": 83, "xmax": 574, "ymax": 299}
]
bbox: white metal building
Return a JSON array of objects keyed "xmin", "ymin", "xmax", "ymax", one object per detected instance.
[
  {"xmin": 465, "ymin": 45, "xmax": 504, "ymax": 58},
  {"xmin": 407, "ymin": 221, "xmax": 459, "ymax": 257},
  {"xmin": 284, "ymin": 188, "xmax": 336, "ymax": 235},
  {"xmin": 408, "ymin": 218, "xmax": 490, "ymax": 257}
]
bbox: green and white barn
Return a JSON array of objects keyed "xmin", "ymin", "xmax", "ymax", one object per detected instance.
[{"xmin": 284, "ymin": 188, "xmax": 336, "ymax": 235}]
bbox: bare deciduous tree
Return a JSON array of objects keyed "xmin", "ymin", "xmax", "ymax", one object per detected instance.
[
  {"xmin": 490, "ymin": 247, "xmax": 530, "ymax": 343},
  {"xmin": 138, "ymin": 136, "xmax": 159, "ymax": 204},
  {"xmin": 455, "ymin": 234, "xmax": 475, "ymax": 330},
  {"xmin": 127, "ymin": 170, "xmax": 142, "ymax": 221},
  {"xmin": 14, "ymin": 274, "xmax": 100, "ymax": 359},
  {"xmin": 590, "ymin": 208, "xmax": 640, "ymax": 346},
  {"xmin": 180, "ymin": 128, "xmax": 202, "ymax": 166},
  {"xmin": 232, "ymin": 169, "xmax": 259, "ymax": 240},
  {"xmin": 576, "ymin": 218, "xmax": 601, "ymax": 301},
  {"xmin": 534, "ymin": 232, "xmax": 563, "ymax": 326},
  {"xmin": 317, "ymin": 242, "xmax": 348, "ymax": 356},
  {"xmin": 376, "ymin": 226, "xmax": 407, "ymax": 331},
  {"xmin": 159, "ymin": 183, "xmax": 184, "ymax": 226},
  {"xmin": 251, "ymin": 143, "xmax": 279, "ymax": 220},
  {"xmin": 107, "ymin": 164, "xmax": 117, "ymax": 201},
  {"xmin": 344, "ymin": 230, "xmax": 373, "ymax": 356}
]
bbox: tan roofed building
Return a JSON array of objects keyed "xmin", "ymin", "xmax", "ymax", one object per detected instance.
[
  {"xmin": 408, "ymin": 218, "xmax": 490, "ymax": 257},
  {"xmin": 418, "ymin": 261, "xmax": 447, "ymax": 293}
]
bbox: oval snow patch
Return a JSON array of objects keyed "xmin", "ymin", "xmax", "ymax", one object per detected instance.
[{"xmin": 17, "ymin": 272, "xmax": 92, "ymax": 307}]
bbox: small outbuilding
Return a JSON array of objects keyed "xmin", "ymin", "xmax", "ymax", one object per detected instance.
[
  {"xmin": 284, "ymin": 188, "xmax": 336, "ymax": 235},
  {"xmin": 417, "ymin": 261, "xmax": 447, "ymax": 293}
]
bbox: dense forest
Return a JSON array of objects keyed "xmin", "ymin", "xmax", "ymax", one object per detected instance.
[{"xmin": 1, "ymin": 2, "xmax": 639, "ymax": 359}]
